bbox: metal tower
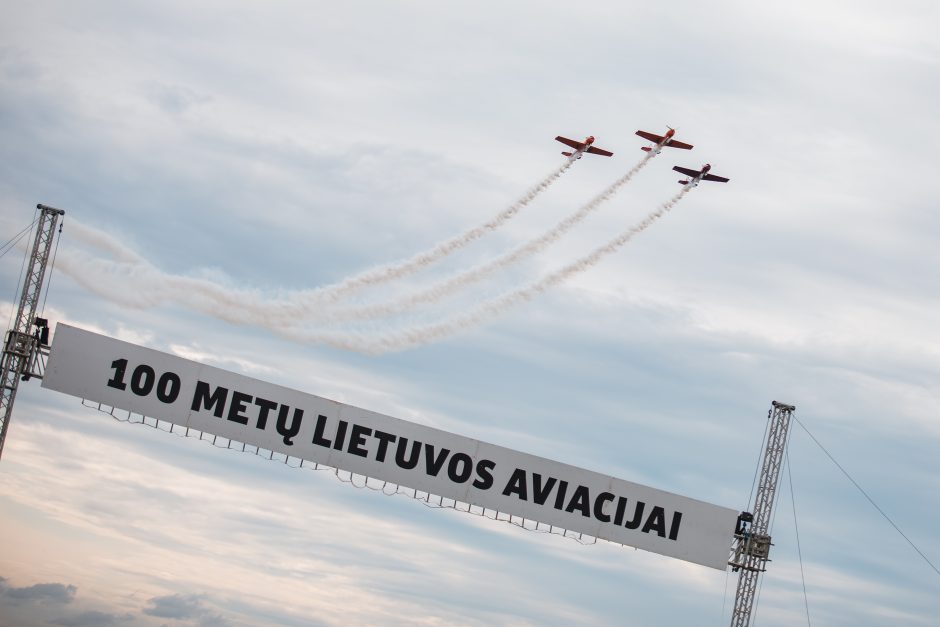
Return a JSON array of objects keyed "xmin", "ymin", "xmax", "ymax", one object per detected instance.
[
  {"xmin": 0, "ymin": 203, "xmax": 65, "ymax": 459},
  {"xmin": 728, "ymin": 400, "xmax": 796, "ymax": 626}
]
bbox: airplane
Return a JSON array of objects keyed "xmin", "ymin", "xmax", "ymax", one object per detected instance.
[
  {"xmin": 672, "ymin": 163, "xmax": 730, "ymax": 186},
  {"xmin": 554, "ymin": 135, "xmax": 614, "ymax": 159},
  {"xmin": 635, "ymin": 127, "xmax": 693, "ymax": 153}
]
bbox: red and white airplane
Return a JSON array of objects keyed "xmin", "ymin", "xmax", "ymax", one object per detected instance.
[
  {"xmin": 635, "ymin": 127, "xmax": 693, "ymax": 153},
  {"xmin": 672, "ymin": 163, "xmax": 730, "ymax": 186},
  {"xmin": 554, "ymin": 135, "xmax": 614, "ymax": 159}
]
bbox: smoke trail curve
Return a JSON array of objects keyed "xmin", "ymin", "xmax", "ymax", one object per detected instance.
[
  {"xmin": 57, "ymin": 188, "xmax": 690, "ymax": 353},
  {"xmin": 67, "ymin": 220, "xmax": 144, "ymax": 264},
  {"xmin": 308, "ymin": 158, "xmax": 576, "ymax": 304},
  {"xmin": 282, "ymin": 186, "xmax": 692, "ymax": 353},
  {"xmin": 59, "ymin": 157, "xmax": 575, "ymax": 319},
  {"xmin": 314, "ymin": 152, "xmax": 657, "ymax": 323},
  {"xmin": 55, "ymin": 251, "xmax": 275, "ymax": 326}
]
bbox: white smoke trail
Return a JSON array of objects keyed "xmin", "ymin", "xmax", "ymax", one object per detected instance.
[
  {"xmin": 280, "ymin": 186, "xmax": 692, "ymax": 353},
  {"xmin": 57, "ymin": 187, "xmax": 690, "ymax": 354},
  {"xmin": 55, "ymin": 250, "xmax": 276, "ymax": 326},
  {"xmin": 59, "ymin": 159, "xmax": 575, "ymax": 321},
  {"xmin": 307, "ymin": 158, "xmax": 576, "ymax": 303},
  {"xmin": 316, "ymin": 152, "xmax": 657, "ymax": 323},
  {"xmin": 66, "ymin": 220, "xmax": 143, "ymax": 264}
]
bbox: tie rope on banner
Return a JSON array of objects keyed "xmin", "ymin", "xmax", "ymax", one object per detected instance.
[{"xmin": 83, "ymin": 399, "xmax": 604, "ymax": 546}]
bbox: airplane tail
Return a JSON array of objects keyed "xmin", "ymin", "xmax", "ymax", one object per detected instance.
[
  {"xmin": 561, "ymin": 151, "xmax": 573, "ymax": 157},
  {"xmin": 641, "ymin": 146, "xmax": 652, "ymax": 152},
  {"xmin": 678, "ymin": 180, "xmax": 689, "ymax": 185}
]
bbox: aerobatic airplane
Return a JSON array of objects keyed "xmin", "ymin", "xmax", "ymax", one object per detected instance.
[
  {"xmin": 555, "ymin": 135, "xmax": 614, "ymax": 159},
  {"xmin": 673, "ymin": 163, "xmax": 730, "ymax": 186},
  {"xmin": 635, "ymin": 127, "xmax": 693, "ymax": 153}
]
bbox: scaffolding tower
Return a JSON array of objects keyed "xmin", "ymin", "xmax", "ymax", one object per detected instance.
[
  {"xmin": 0, "ymin": 204, "xmax": 65, "ymax": 459},
  {"xmin": 728, "ymin": 400, "xmax": 796, "ymax": 626}
]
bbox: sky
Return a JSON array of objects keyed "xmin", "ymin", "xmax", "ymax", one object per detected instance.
[{"xmin": 1, "ymin": 1, "xmax": 939, "ymax": 625}]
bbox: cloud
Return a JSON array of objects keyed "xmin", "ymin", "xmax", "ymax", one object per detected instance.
[
  {"xmin": 0, "ymin": 576, "xmax": 132, "ymax": 627},
  {"xmin": 0, "ymin": 578, "xmax": 77, "ymax": 604},
  {"xmin": 51, "ymin": 610, "xmax": 133, "ymax": 627},
  {"xmin": 143, "ymin": 594, "xmax": 229, "ymax": 626},
  {"xmin": 143, "ymin": 594, "xmax": 208, "ymax": 620}
]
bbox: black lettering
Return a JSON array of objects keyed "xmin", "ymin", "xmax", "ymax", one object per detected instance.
[
  {"xmin": 593, "ymin": 492, "xmax": 615, "ymax": 523},
  {"xmin": 532, "ymin": 473, "xmax": 557, "ymax": 505},
  {"xmin": 501, "ymin": 468, "xmax": 528, "ymax": 499},
  {"xmin": 312, "ymin": 414, "xmax": 331, "ymax": 447},
  {"xmin": 641, "ymin": 506, "xmax": 667, "ymax": 537},
  {"xmin": 155, "ymin": 372, "xmax": 181, "ymax": 403},
  {"xmin": 227, "ymin": 391, "xmax": 252, "ymax": 424},
  {"xmin": 553, "ymin": 480, "xmax": 569, "ymax": 510},
  {"xmin": 423, "ymin": 443, "xmax": 450, "ymax": 477},
  {"xmin": 395, "ymin": 438, "xmax": 421, "ymax": 469},
  {"xmin": 565, "ymin": 485, "xmax": 591, "ymax": 517},
  {"xmin": 446, "ymin": 453, "xmax": 472, "ymax": 483},
  {"xmin": 253, "ymin": 397, "xmax": 278, "ymax": 430},
  {"xmin": 624, "ymin": 501, "xmax": 646, "ymax": 529},
  {"xmin": 107, "ymin": 358, "xmax": 128, "ymax": 390},
  {"xmin": 276, "ymin": 406, "xmax": 304, "ymax": 446},
  {"xmin": 130, "ymin": 364, "xmax": 155, "ymax": 396},
  {"xmin": 347, "ymin": 424, "xmax": 372, "ymax": 457},
  {"xmin": 332, "ymin": 420, "xmax": 348, "ymax": 451},
  {"xmin": 668, "ymin": 511, "xmax": 683, "ymax": 541},
  {"xmin": 614, "ymin": 496, "xmax": 629, "ymax": 526},
  {"xmin": 472, "ymin": 459, "xmax": 495, "ymax": 490},
  {"xmin": 373, "ymin": 430, "xmax": 397, "ymax": 462},
  {"xmin": 191, "ymin": 381, "xmax": 228, "ymax": 418}
]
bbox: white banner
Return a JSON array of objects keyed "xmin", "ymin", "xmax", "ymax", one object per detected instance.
[{"xmin": 42, "ymin": 324, "xmax": 737, "ymax": 570}]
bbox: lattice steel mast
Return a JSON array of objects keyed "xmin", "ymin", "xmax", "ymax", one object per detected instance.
[
  {"xmin": 0, "ymin": 203, "xmax": 65, "ymax": 459},
  {"xmin": 728, "ymin": 400, "xmax": 796, "ymax": 626}
]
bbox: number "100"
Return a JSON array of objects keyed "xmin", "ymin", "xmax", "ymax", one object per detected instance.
[{"xmin": 106, "ymin": 358, "xmax": 181, "ymax": 404}]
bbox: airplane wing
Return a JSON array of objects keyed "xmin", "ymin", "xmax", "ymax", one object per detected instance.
[
  {"xmin": 667, "ymin": 139, "xmax": 694, "ymax": 150},
  {"xmin": 703, "ymin": 173, "xmax": 730, "ymax": 183},
  {"xmin": 555, "ymin": 136, "xmax": 586, "ymax": 150},
  {"xmin": 586, "ymin": 145, "xmax": 613, "ymax": 157},
  {"xmin": 672, "ymin": 166, "xmax": 701, "ymax": 178},
  {"xmin": 636, "ymin": 130, "xmax": 666, "ymax": 143}
]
